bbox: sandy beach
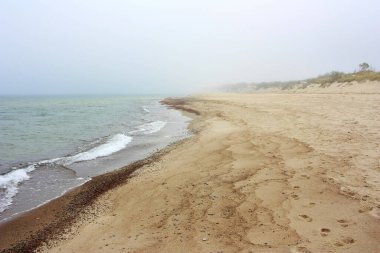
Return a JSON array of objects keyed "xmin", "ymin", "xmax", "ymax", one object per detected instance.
[
  {"xmin": 1, "ymin": 89, "xmax": 380, "ymax": 253},
  {"xmin": 1, "ymin": 1, "xmax": 379, "ymax": 252}
]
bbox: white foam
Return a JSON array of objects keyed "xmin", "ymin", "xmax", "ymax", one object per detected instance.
[
  {"xmin": 142, "ymin": 106, "xmax": 150, "ymax": 113},
  {"xmin": 37, "ymin": 157, "xmax": 62, "ymax": 165},
  {"xmin": 0, "ymin": 133, "xmax": 133, "ymax": 213},
  {"xmin": 65, "ymin": 134, "xmax": 133, "ymax": 164},
  {"xmin": 0, "ymin": 165, "xmax": 35, "ymax": 213},
  {"xmin": 129, "ymin": 121, "xmax": 167, "ymax": 135}
]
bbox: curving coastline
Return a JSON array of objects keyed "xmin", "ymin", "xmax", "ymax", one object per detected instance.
[
  {"xmin": 1, "ymin": 91, "xmax": 380, "ymax": 253},
  {"xmin": 0, "ymin": 140, "xmax": 185, "ymax": 253}
]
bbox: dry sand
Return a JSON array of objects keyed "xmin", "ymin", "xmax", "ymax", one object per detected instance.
[{"xmin": 2, "ymin": 89, "xmax": 380, "ymax": 253}]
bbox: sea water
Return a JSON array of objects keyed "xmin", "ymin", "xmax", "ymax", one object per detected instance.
[{"xmin": 0, "ymin": 95, "xmax": 190, "ymax": 221}]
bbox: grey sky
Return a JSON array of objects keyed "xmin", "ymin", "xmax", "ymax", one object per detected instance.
[{"xmin": 1, "ymin": 0, "xmax": 379, "ymax": 95}]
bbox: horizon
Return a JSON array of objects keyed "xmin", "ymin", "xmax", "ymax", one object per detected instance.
[
  {"xmin": 1, "ymin": 0, "xmax": 380, "ymax": 95},
  {"xmin": 0, "ymin": 92, "xmax": 192, "ymax": 97}
]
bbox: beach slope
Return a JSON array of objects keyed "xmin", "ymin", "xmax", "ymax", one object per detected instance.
[{"xmin": 4, "ymin": 92, "xmax": 380, "ymax": 253}]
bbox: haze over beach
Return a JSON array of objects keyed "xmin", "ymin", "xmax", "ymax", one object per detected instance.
[
  {"xmin": 1, "ymin": 1, "xmax": 380, "ymax": 253},
  {"xmin": 1, "ymin": 0, "xmax": 380, "ymax": 95}
]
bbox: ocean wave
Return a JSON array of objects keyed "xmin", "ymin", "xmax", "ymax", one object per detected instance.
[
  {"xmin": 0, "ymin": 122, "xmax": 163, "ymax": 213},
  {"xmin": 0, "ymin": 165, "xmax": 35, "ymax": 213},
  {"xmin": 129, "ymin": 121, "xmax": 167, "ymax": 135},
  {"xmin": 65, "ymin": 134, "xmax": 133, "ymax": 164},
  {"xmin": 0, "ymin": 133, "xmax": 133, "ymax": 213},
  {"xmin": 37, "ymin": 157, "xmax": 62, "ymax": 165}
]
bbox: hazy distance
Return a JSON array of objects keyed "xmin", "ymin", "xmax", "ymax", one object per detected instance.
[{"xmin": 1, "ymin": 0, "xmax": 379, "ymax": 95}]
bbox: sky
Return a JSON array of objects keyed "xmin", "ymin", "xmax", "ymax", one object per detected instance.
[{"xmin": 0, "ymin": 0, "xmax": 379, "ymax": 95}]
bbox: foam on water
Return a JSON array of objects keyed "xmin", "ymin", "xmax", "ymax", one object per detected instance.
[
  {"xmin": 142, "ymin": 106, "xmax": 150, "ymax": 113},
  {"xmin": 0, "ymin": 165, "xmax": 35, "ymax": 213},
  {"xmin": 0, "ymin": 133, "xmax": 133, "ymax": 213},
  {"xmin": 129, "ymin": 121, "xmax": 167, "ymax": 135},
  {"xmin": 0, "ymin": 97, "xmax": 185, "ymax": 218},
  {"xmin": 65, "ymin": 134, "xmax": 133, "ymax": 164}
]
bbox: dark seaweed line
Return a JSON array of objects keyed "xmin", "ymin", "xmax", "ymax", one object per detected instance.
[{"xmin": 0, "ymin": 148, "xmax": 169, "ymax": 253}]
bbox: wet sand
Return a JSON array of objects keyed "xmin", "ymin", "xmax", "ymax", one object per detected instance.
[
  {"xmin": 0, "ymin": 149, "xmax": 174, "ymax": 253},
  {"xmin": 2, "ymin": 90, "xmax": 380, "ymax": 253}
]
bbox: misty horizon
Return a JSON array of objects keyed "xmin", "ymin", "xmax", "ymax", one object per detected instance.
[{"xmin": 1, "ymin": 0, "xmax": 380, "ymax": 95}]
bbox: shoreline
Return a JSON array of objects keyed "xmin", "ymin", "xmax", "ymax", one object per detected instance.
[
  {"xmin": 0, "ymin": 136, "xmax": 193, "ymax": 253},
  {"xmin": 0, "ymin": 96, "xmax": 190, "ymax": 222},
  {"xmin": 2, "ymin": 92, "xmax": 380, "ymax": 252},
  {"xmin": 0, "ymin": 171, "xmax": 92, "ymax": 225}
]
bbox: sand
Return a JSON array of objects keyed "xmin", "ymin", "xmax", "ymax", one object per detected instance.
[{"xmin": 2, "ymin": 88, "xmax": 380, "ymax": 253}]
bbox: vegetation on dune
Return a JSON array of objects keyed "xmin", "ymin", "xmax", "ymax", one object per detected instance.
[
  {"xmin": 307, "ymin": 65, "xmax": 380, "ymax": 87},
  {"xmin": 222, "ymin": 63, "xmax": 380, "ymax": 92}
]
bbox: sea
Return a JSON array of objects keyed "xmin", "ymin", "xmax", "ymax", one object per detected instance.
[{"xmin": 0, "ymin": 95, "xmax": 190, "ymax": 222}]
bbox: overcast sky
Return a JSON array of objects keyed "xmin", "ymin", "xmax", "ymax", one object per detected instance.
[{"xmin": 1, "ymin": 0, "xmax": 379, "ymax": 95}]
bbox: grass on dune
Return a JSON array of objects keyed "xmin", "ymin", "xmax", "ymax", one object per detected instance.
[
  {"xmin": 307, "ymin": 71, "xmax": 380, "ymax": 87},
  {"xmin": 221, "ymin": 68, "xmax": 380, "ymax": 92}
]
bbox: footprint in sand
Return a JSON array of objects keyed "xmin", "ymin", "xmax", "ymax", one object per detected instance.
[
  {"xmin": 320, "ymin": 228, "xmax": 330, "ymax": 237},
  {"xmin": 334, "ymin": 237, "xmax": 355, "ymax": 246},
  {"xmin": 291, "ymin": 194, "xmax": 300, "ymax": 200},
  {"xmin": 299, "ymin": 214, "xmax": 312, "ymax": 222},
  {"xmin": 302, "ymin": 202, "xmax": 316, "ymax": 208},
  {"xmin": 291, "ymin": 246, "xmax": 313, "ymax": 253},
  {"xmin": 337, "ymin": 219, "xmax": 350, "ymax": 227}
]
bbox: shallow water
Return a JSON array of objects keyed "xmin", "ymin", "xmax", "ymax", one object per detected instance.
[{"xmin": 0, "ymin": 95, "xmax": 190, "ymax": 221}]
